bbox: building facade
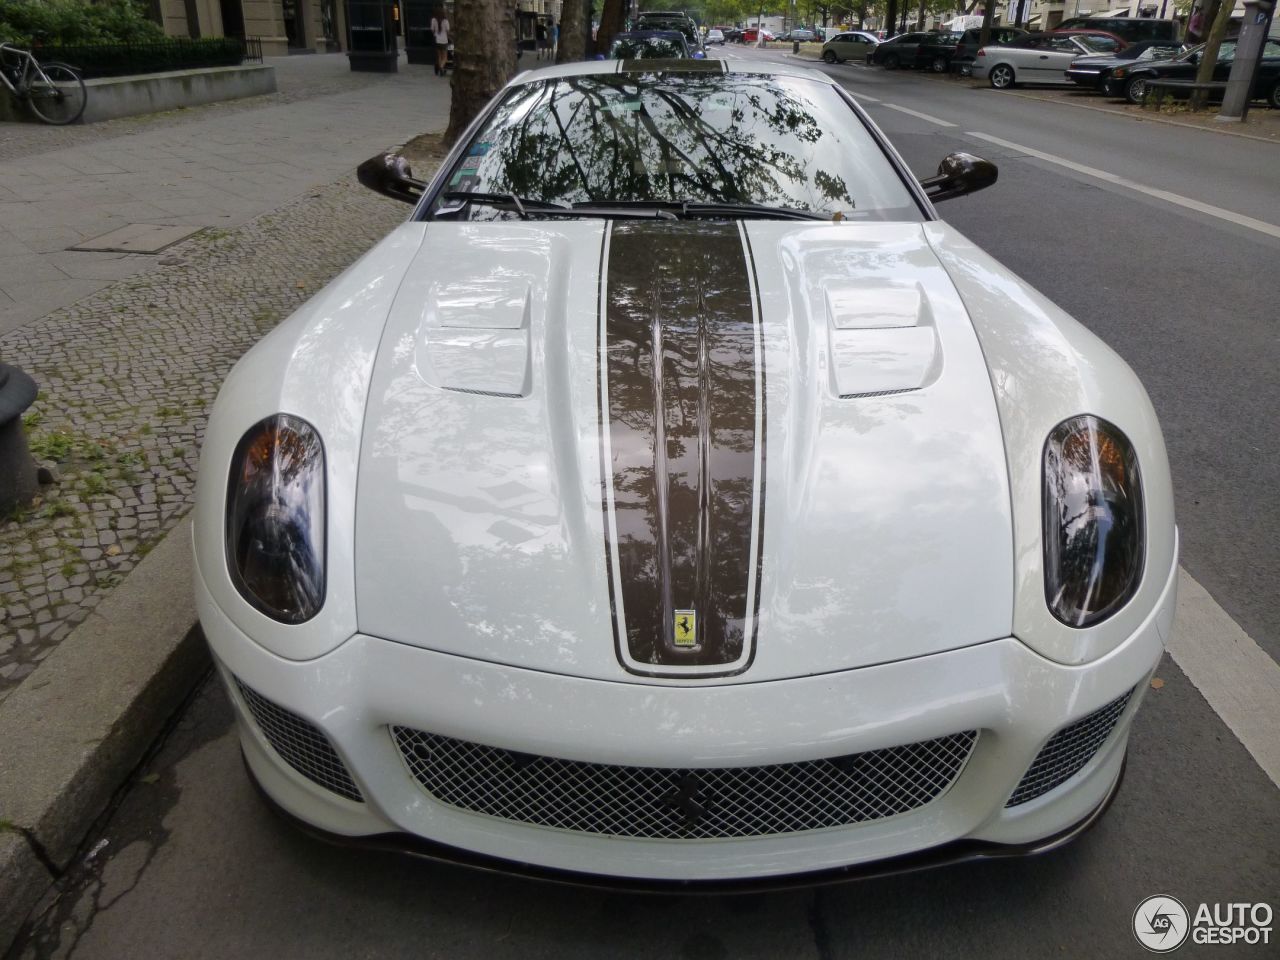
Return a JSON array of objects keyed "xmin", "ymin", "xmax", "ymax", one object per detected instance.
[
  {"xmin": 154, "ymin": 0, "xmax": 363, "ymax": 57},
  {"xmin": 158, "ymin": 0, "xmax": 562, "ymax": 58}
]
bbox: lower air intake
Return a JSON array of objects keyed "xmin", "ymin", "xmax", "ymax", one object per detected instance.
[
  {"xmin": 392, "ymin": 727, "xmax": 977, "ymax": 840},
  {"xmin": 233, "ymin": 677, "xmax": 363, "ymax": 803},
  {"xmin": 1007, "ymin": 687, "xmax": 1135, "ymax": 807}
]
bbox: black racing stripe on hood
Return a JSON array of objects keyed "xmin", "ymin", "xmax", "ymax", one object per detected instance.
[
  {"xmin": 618, "ymin": 58, "xmax": 727, "ymax": 73},
  {"xmin": 600, "ymin": 221, "xmax": 763, "ymax": 676}
]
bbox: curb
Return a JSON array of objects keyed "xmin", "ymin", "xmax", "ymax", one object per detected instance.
[
  {"xmin": 997, "ymin": 88, "xmax": 1280, "ymax": 145},
  {"xmin": 0, "ymin": 517, "xmax": 207, "ymax": 950}
]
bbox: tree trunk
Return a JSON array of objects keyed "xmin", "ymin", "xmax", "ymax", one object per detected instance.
[
  {"xmin": 885, "ymin": 0, "xmax": 897, "ymax": 36},
  {"xmin": 595, "ymin": 0, "xmax": 626, "ymax": 55},
  {"xmin": 978, "ymin": 1, "xmax": 995, "ymax": 50},
  {"xmin": 445, "ymin": 0, "xmax": 517, "ymax": 145},
  {"xmin": 1191, "ymin": 0, "xmax": 1233, "ymax": 109},
  {"xmin": 557, "ymin": 0, "xmax": 587, "ymax": 62},
  {"xmin": 1187, "ymin": 0, "xmax": 1216, "ymax": 43}
]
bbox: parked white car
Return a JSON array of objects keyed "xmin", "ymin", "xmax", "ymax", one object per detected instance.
[{"xmin": 196, "ymin": 59, "xmax": 1176, "ymax": 887}]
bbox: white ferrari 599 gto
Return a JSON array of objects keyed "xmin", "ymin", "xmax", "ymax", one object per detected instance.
[{"xmin": 193, "ymin": 57, "xmax": 1176, "ymax": 886}]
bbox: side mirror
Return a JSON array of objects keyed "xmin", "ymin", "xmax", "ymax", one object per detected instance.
[
  {"xmin": 356, "ymin": 152, "xmax": 426, "ymax": 205},
  {"xmin": 919, "ymin": 152, "xmax": 998, "ymax": 203},
  {"xmin": 693, "ymin": 50, "xmax": 706, "ymax": 59}
]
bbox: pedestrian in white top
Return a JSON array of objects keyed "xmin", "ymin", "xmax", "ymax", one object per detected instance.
[{"xmin": 431, "ymin": 9, "xmax": 450, "ymax": 76}]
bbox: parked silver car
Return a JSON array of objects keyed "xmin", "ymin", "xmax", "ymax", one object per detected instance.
[
  {"xmin": 973, "ymin": 33, "xmax": 1117, "ymax": 88},
  {"xmin": 821, "ymin": 31, "xmax": 879, "ymax": 63}
]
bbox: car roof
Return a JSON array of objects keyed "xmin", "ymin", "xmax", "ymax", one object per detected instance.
[
  {"xmin": 509, "ymin": 58, "xmax": 831, "ymax": 85},
  {"xmin": 612, "ymin": 30, "xmax": 687, "ymax": 41}
]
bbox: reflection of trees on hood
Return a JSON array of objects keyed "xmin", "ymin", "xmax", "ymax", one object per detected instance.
[{"xmin": 471, "ymin": 75, "xmax": 854, "ymax": 212}]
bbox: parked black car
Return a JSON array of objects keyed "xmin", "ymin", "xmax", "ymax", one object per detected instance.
[
  {"xmin": 869, "ymin": 31, "xmax": 932, "ymax": 69},
  {"xmin": 608, "ymin": 30, "xmax": 692, "ymax": 60},
  {"xmin": 1066, "ymin": 39, "xmax": 1187, "ymax": 93},
  {"xmin": 1057, "ymin": 16, "xmax": 1180, "ymax": 45},
  {"xmin": 952, "ymin": 26, "xmax": 1027, "ymax": 75},
  {"xmin": 633, "ymin": 12, "xmax": 704, "ymax": 54},
  {"xmin": 1110, "ymin": 38, "xmax": 1280, "ymax": 105},
  {"xmin": 914, "ymin": 31, "xmax": 964, "ymax": 73}
]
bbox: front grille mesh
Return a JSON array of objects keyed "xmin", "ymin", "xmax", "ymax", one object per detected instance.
[
  {"xmin": 233, "ymin": 677, "xmax": 363, "ymax": 803},
  {"xmin": 1007, "ymin": 688, "xmax": 1134, "ymax": 807},
  {"xmin": 392, "ymin": 727, "xmax": 977, "ymax": 840}
]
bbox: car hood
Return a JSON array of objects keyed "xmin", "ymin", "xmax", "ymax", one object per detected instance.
[
  {"xmin": 1070, "ymin": 54, "xmax": 1126, "ymax": 67},
  {"xmin": 353, "ymin": 219, "xmax": 1013, "ymax": 683}
]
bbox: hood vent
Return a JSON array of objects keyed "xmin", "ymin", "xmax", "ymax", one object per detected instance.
[
  {"xmin": 416, "ymin": 273, "xmax": 533, "ymax": 398},
  {"xmin": 824, "ymin": 281, "xmax": 940, "ymax": 399}
]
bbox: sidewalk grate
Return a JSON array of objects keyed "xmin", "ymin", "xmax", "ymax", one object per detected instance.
[{"xmin": 67, "ymin": 224, "xmax": 203, "ymax": 254}]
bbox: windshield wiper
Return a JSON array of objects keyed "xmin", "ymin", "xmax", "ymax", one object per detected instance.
[
  {"xmin": 571, "ymin": 199, "xmax": 828, "ymax": 221},
  {"xmin": 437, "ymin": 191, "xmax": 570, "ymax": 220},
  {"xmin": 676, "ymin": 202, "xmax": 829, "ymax": 221},
  {"xmin": 437, "ymin": 192, "xmax": 676, "ymax": 220},
  {"xmin": 436, "ymin": 192, "xmax": 829, "ymax": 222}
]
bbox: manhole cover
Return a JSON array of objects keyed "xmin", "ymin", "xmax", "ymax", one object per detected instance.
[{"xmin": 68, "ymin": 223, "xmax": 203, "ymax": 254}]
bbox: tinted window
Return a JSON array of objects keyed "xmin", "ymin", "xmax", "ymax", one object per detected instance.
[
  {"xmin": 435, "ymin": 73, "xmax": 921, "ymax": 221},
  {"xmin": 1078, "ymin": 35, "xmax": 1121, "ymax": 53},
  {"xmin": 611, "ymin": 37, "xmax": 687, "ymax": 58}
]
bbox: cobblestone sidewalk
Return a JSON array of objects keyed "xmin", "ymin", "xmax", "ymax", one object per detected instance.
[{"xmin": 0, "ymin": 136, "xmax": 445, "ymax": 704}]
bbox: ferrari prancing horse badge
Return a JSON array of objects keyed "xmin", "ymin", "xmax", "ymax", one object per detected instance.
[{"xmin": 674, "ymin": 609, "xmax": 697, "ymax": 647}]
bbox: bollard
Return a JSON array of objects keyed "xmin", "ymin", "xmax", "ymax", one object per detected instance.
[{"xmin": 0, "ymin": 363, "xmax": 39, "ymax": 513}]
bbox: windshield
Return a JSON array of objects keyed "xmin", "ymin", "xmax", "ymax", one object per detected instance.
[
  {"xmin": 1078, "ymin": 35, "xmax": 1122, "ymax": 53},
  {"xmin": 431, "ymin": 73, "xmax": 921, "ymax": 222},
  {"xmin": 611, "ymin": 37, "xmax": 687, "ymax": 58}
]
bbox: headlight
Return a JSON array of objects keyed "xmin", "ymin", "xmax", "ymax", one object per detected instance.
[
  {"xmin": 226, "ymin": 414, "xmax": 325, "ymax": 624},
  {"xmin": 1042, "ymin": 415, "xmax": 1144, "ymax": 628}
]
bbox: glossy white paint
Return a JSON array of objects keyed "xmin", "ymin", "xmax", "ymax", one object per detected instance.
[
  {"xmin": 192, "ymin": 58, "xmax": 1180, "ymax": 878},
  {"xmin": 196, "ymin": 547, "xmax": 1174, "ymax": 880},
  {"xmin": 925, "ymin": 223, "xmax": 1177, "ymax": 665},
  {"xmin": 354, "ymin": 221, "xmax": 619, "ymax": 675},
  {"xmin": 193, "ymin": 222, "xmax": 427, "ymax": 661},
  {"xmin": 349, "ymin": 220, "xmax": 1015, "ymax": 682},
  {"xmin": 745, "ymin": 222, "xmax": 1014, "ymax": 676}
]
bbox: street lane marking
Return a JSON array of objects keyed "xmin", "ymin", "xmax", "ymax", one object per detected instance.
[
  {"xmin": 883, "ymin": 103, "xmax": 957, "ymax": 127},
  {"xmin": 1170, "ymin": 569, "xmax": 1280, "ymax": 789},
  {"xmin": 967, "ymin": 131, "xmax": 1280, "ymax": 241},
  {"xmin": 848, "ymin": 91, "xmax": 881, "ymax": 102}
]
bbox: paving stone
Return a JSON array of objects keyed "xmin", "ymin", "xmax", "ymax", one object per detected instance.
[{"xmin": 0, "ymin": 142, "xmax": 446, "ymax": 706}]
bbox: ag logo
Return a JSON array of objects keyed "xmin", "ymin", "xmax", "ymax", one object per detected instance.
[
  {"xmin": 674, "ymin": 609, "xmax": 697, "ymax": 647},
  {"xmin": 1133, "ymin": 895, "xmax": 1190, "ymax": 953}
]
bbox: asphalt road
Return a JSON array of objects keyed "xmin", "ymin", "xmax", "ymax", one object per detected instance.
[{"xmin": 10, "ymin": 52, "xmax": 1279, "ymax": 960}]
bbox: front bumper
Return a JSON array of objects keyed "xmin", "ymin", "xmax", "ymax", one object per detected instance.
[
  {"xmin": 1066, "ymin": 69, "xmax": 1105, "ymax": 88},
  {"xmin": 196, "ymin": 554, "xmax": 1175, "ymax": 883}
]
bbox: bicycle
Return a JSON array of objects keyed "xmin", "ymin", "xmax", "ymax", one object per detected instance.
[{"xmin": 0, "ymin": 42, "xmax": 87, "ymax": 125}]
